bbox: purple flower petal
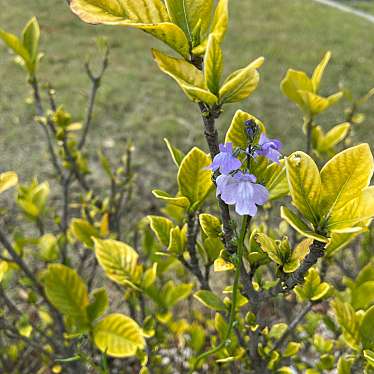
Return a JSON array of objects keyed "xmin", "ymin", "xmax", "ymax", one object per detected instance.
[
  {"xmin": 255, "ymin": 133, "xmax": 283, "ymax": 164},
  {"xmin": 252, "ymin": 183, "xmax": 269, "ymax": 205},
  {"xmin": 216, "ymin": 171, "xmax": 269, "ymax": 217},
  {"xmin": 209, "ymin": 143, "xmax": 241, "ymax": 175}
]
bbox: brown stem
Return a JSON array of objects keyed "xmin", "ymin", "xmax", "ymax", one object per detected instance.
[{"xmin": 267, "ymin": 240, "xmax": 326, "ymax": 296}]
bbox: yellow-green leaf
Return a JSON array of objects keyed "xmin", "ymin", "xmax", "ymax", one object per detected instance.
[
  {"xmin": 165, "ymin": 0, "xmax": 213, "ymax": 42},
  {"xmin": 219, "ymin": 57, "xmax": 264, "ymax": 104},
  {"xmin": 315, "ymin": 122, "xmax": 350, "ymax": 154},
  {"xmin": 167, "ymin": 225, "xmax": 187, "ymax": 255},
  {"xmin": 280, "ymin": 206, "xmax": 329, "ymax": 243},
  {"xmin": 177, "ymin": 147, "xmax": 213, "ymax": 207},
  {"xmin": 351, "ymin": 281, "xmax": 374, "ymax": 310},
  {"xmin": 281, "ymin": 69, "xmax": 313, "ymax": 110},
  {"xmin": 298, "ymin": 91, "xmax": 343, "ymax": 116},
  {"xmin": 152, "ymin": 190, "xmax": 190, "ymax": 208},
  {"xmin": 320, "ymin": 144, "xmax": 374, "ymax": 219},
  {"xmin": 180, "ymin": 84, "xmax": 218, "ymax": 104},
  {"xmin": 255, "ymin": 233, "xmax": 282, "ymax": 265},
  {"xmin": 41, "ymin": 264, "xmax": 89, "ymax": 321},
  {"xmin": 0, "ymin": 261, "xmax": 8, "ymax": 283},
  {"xmin": 194, "ymin": 290, "xmax": 226, "ymax": 311},
  {"xmin": 69, "ymin": 0, "xmax": 190, "ymax": 58},
  {"xmin": 225, "ymin": 110, "xmax": 265, "ymax": 149},
  {"xmin": 364, "ymin": 350, "xmax": 374, "ymax": 367},
  {"xmin": 311, "ymin": 51, "xmax": 331, "ymax": 92},
  {"xmin": 327, "ymin": 187, "xmax": 374, "ymax": 232},
  {"xmin": 38, "ymin": 233, "xmax": 59, "ymax": 262},
  {"xmin": 285, "ymin": 151, "xmax": 321, "ymax": 225},
  {"xmin": 0, "ymin": 171, "xmax": 18, "ymax": 194},
  {"xmin": 70, "ymin": 218, "xmax": 100, "ymax": 248},
  {"xmin": 94, "ymin": 238, "xmax": 139, "ymax": 285},
  {"xmin": 152, "ymin": 49, "xmax": 205, "ymax": 88},
  {"xmin": 325, "ymin": 231, "xmax": 362, "ymax": 257},
  {"xmin": 0, "ymin": 28, "xmax": 31, "ymax": 66},
  {"xmin": 148, "ymin": 215, "xmax": 174, "ymax": 247},
  {"xmin": 152, "ymin": 49, "xmax": 217, "ymax": 103},
  {"xmin": 359, "ymin": 306, "xmax": 374, "ymax": 350},
  {"xmin": 199, "ymin": 213, "xmax": 222, "ymax": 238},
  {"xmin": 214, "ymin": 257, "xmax": 234, "ymax": 272},
  {"xmin": 70, "ymin": 0, "xmax": 168, "ymax": 23},
  {"xmin": 86, "ymin": 288, "xmax": 109, "ymax": 322},
  {"xmin": 204, "ymin": 33, "xmax": 223, "ymax": 95},
  {"xmin": 210, "ymin": 0, "xmax": 228, "ymax": 42},
  {"xmin": 291, "ymin": 238, "xmax": 312, "ymax": 262},
  {"xmin": 164, "ymin": 138, "xmax": 185, "ymax": 167},
  {"xmin": 191, "ymin": 0, "xmax": 228, "ymax": 55},
  {"xmin": 284, "ymin": 342, "xmax": 301, "ymax": 357},
  {"xmin": 22, "ymin": 17, "xmax": 40, "ymax": 62},
  {"xmin": 93, "ymin": 313, "xmax": 145, "ymax": 357}
]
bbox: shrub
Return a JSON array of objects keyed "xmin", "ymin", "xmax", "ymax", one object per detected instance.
[{"xmin": 0, "ymin": 2, "xmax": 374, "ymax": 373}]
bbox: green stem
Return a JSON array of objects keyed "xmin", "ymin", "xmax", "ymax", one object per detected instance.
[
  {"xmin": 191, "ymin": 215, "xmax": 250, "ymax": 372},
  {"xmin": 305, "ymin": 116, "xmax": 314, "ymax": 155}
]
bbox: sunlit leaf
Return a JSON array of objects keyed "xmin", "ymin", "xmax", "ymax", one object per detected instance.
[
  {"xmin": 0, "ymin": 171, "xmax": 18, "ymax": 194},
  {"xmin": 93, "ymin": 313, "xmax": 145, "ymax": 357},
  {"xmin": 194, "ymin": 290, "xmax": 226, "ymax": 311},
  {"xmin": 69, "ymin": 0, "xmax": 190, "ymax": 58},
  {"xmin": 94, "ymin": 238, "xmax": 139, "ymax": 285},
  {"xmin": 41, "ymin": 264, "xmax": 89, "ymax": 322},
  {"xmin": 320, "ymin": 144, "xmax": 374, "ymax": 219},
  {"xmin": 285, "ymin": 151, "xmax": 321, "ymax": 225},
  {"xmin": 177, "ymin": 147, "xmax": 213, "ymax": 207}
]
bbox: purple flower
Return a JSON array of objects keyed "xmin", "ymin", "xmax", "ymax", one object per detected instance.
[
  {"xmin": 216, "ymin": 171, "xmax": 269, "ymax": 216},
  {"xmin": 254, "ymin": 134, "xmax": 283, "ymax": 163},
  {"xmin": 209, "ymin": 142, "xmax": 242, "ymax": 175}
]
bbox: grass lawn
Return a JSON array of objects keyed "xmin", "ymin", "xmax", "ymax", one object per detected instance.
[
  {"xmin": 341, "ymin": 0, "xmax": 374, "ymax": 14},
  {"xmin": 0, "ymin": 0, "xmax": 373, "ymax": 194}
]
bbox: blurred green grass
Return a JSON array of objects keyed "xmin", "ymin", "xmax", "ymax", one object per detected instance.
[
  {"xmin": 0, "ymin": 0, "xmax": 373, "ymax": 193},
  {"xmin": 341, "ymin": 0, "xmax": 374, "ymax": 14}
]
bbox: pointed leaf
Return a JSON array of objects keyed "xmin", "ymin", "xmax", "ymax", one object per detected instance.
[
  {"xmin": 94, "ymin": 238, "xmax": 139, "ymax": 285},
  {"xmin": 177, "ymin": 147, "xmax": 213, "ymax": 206},
  {"xmin": 281, "ymin": 69, "xmax": 313, "ymax": 110},
  {"xmin": 0, "ymin": 171, "xmax": 18, "ymax": 194},
  {"xmin": 148, "ymin": 215, "xmax": 174, "ymax": 247},
  {"xmin": 280, "ymin": 206, "xmax": 329, "ymax": 242},
  {"xmin": 22, "ymin": 17, "xmax": 40, "ymax": 62},
  {"xmin": 199, "ymin": 213, "xmax": 222, "ymax": 238},
  {"xmin": 69, "ymin": 0, "xmax": 190, "ymax": 58},
  {"xmin": 167, "ymin": 225, "xmax": 187, "ymax": 255},
  {"xmin": 285, "ymin": 151, "xmax": 321, "ymax": 225},
  {"xmin": 93, "ymin": 313, "xmax": 145, "ymax": 357},
  {"xmin": 70, "ymin": 218, "xmax": 100, "ymax": 248},
  {"xmin": 152, "ymin": 49, "xmax": 217, "ymax": 103},
  {"xmin": 311, "ymin": 51, "xmax": 331, "ymax": 92},
  {"xmin": 320, "ymin": 144, "xmax": 374, "ymax": 219},
  {"xmin": 327, "ymin": 187, "xmax": 374, "ymax": 232},
  {"xmin": 225, "ymin": 110, "xmax": 265, "ymax": 149},
  {"xmin": 194, "ymin": 290, "xmax": 226, "ymax": 311},
  {"xmin": 152, "ymin": 190, "xmax": 190, "ymax": 208},
  {"xmin": 165, "ymin": 0, "xmax": 213, "ymax": 41},
  {"xmin": 219, "ymin": 57, "xmax": 264, "ymax": 104},
  {"xmin": 164, "ymin": 138, "xmax": 185, "ymax": 167},
  {"xmin": 204, "ymin": 33, "xmax": 223, "ymax": 95},
  {"xmin": 359, "ymin": 306, "xmax": 374, "ymax": 350},
  {"xmin": 86, "ymin": 288, "xmax": 109, "ymax": 322},
  {"xmin": 41, "ymin": 264, "xmax": 89, "ymax": 321},
  {"xmin": 0, "ymin": 28, "xmax": 30, "ymax": 66}
]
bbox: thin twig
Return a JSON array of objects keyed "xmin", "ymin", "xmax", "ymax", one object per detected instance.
[
  {"xmin": 78, "ymin": 47, "xmax": 109, "ymax": 150},
  {"xmin": 271, "ymin": 302, "xmax": 313, "ymax": 352}
]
